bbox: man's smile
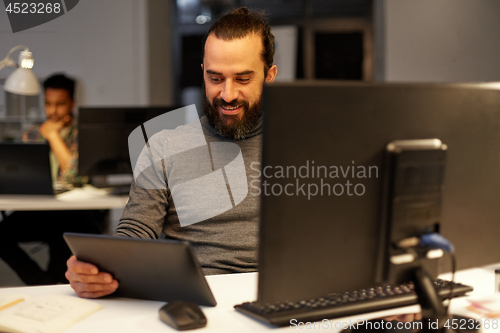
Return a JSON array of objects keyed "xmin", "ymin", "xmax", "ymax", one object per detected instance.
[{"xmin": 219, "ymin": 104, "xmax": 243, "ymax": 115}]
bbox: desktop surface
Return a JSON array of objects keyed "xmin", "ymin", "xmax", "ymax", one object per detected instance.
[
  {"xmin": 0, "ymin": 185, "xmax": 128, "ymax": 211},
  {"xmin": 0, "ymin": 265, "xmax": 498, "ymax": 332}
]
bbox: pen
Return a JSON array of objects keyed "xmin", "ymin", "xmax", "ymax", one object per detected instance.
[{"xmin": 0, "ymin": 298, "xmax": 24, "ymax": 311}]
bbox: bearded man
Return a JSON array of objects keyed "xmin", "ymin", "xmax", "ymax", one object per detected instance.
[{"xmin": 66, "ymin": 7, "xmax": 277, "ymax": 298}]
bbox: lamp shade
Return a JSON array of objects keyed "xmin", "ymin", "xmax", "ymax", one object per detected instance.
[{"xmin": 4, "ymin": 68, "xmax": 40, "ymax": 95}]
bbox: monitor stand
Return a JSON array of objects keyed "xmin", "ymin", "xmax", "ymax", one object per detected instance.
[
  {"xmin": 411, "ymin": 266, "xmax": 479, "ymax": 333},
  {"xmin": 342, "ymin": 264, "xmax": 480, "ymax": 333}
]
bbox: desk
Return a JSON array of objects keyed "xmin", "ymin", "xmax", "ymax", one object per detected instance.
[
  {"xmin": 0, "ymin": 186, "xmax": 128, "ymax": 286},
  {"xmin": 0, "ymin": 186, "xmax": 129, "ymax": 211},
  {"xmin": 1, "ymin": 264, "xmax": 499, "ymax": 332}
]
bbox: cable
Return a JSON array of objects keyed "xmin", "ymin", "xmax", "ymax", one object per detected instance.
[
  {"xmin": 396, "ymin": 233, "xmax": 457, "ymax": 315},
  {"xmin": 420, "ymin": 233, "xmax": 455, "ymax": 253},
  {"xmin": 444, "ymin": 251, "xmax": 456, "ymax": 314},
  {"xmin": 415, "ymin": 233, "xmax": 456, "ymax": 314},
  {"xmin": 397, "ymin": 233, "xmax": 455, "ymax": 253}
]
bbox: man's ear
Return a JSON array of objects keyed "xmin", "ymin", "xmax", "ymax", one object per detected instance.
[
  {"xmin": 201, "ymin": 63, "xmax": 204, "ymax": 71},
  {"xmin": 265, "ymin": 65, "xmax": 277, "ymax": 83}
]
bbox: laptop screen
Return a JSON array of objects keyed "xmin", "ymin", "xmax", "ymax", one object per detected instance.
[{"xmin": 0, "ymin": 143, "xmax": 54, "ymax": 195}]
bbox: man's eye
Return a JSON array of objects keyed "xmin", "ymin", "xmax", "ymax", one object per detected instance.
[
  {"xmin": 237, "ymin": 78, "xmax": 250, "ymax": 83},
  {"xmin": 210, "ymin": 77, "xmax": 223, "ymax": 83}
]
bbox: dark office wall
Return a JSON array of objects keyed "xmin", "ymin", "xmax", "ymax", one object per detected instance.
[
  {"xmin": 375, "ymin": 0, "xmax": 500, "ymax": 82},
  {"xmin": 0, "ymin": 0, "xmax": 150, "ymax": 106}
]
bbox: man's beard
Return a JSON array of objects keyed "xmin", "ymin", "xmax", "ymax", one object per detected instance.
[{"xmin": 203, "ymin": 89, "xmax": 262, "ymax": 140}]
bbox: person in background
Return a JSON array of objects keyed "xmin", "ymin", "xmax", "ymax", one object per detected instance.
[
  {"xmin": 23, "ymin": 74, "xmax": 78, "ymax": 184},
  {"xmin": 0, "ymin": 74, "xmax": 106, "ymax": 286}
]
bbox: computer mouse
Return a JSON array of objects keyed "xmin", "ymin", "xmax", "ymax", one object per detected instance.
[{"xmin": 159, "ymin": 301, "xmax": 207, "ymax": 331}]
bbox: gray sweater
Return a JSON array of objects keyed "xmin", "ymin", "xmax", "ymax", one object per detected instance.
[{"xmin": 116, "ymin": 116, "xmax": 262, "ymax": 275}]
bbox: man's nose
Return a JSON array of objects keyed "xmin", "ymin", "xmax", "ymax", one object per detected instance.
[
  {"xmin": 45, "ymin": 105, "xmax": 55, "ymax": 116},
  {"xmin": 221, "ymin": 80, "xmax": 238, "ymax": 102}
]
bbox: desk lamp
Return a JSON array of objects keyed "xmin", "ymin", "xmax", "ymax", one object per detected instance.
[{"xmin": 0, "ymin": 45, "xmax": 40, "ymax": 95}]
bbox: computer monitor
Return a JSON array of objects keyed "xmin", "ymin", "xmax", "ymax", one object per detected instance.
[
  {"xmin": 257, "ymin": 81, "xmax": 500, "ymax": 305},
  {"xmin": 78, "ymin": 106, "xmax": 181, "ymax": 178}
]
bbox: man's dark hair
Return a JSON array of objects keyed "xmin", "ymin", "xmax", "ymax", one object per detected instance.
[
  {"xmin": 43, "ymin": 73, "xmax": 76, "ymax": 100},
  {"xmin": 202, "ymin": 7, "xmax": 275, "ymax": 76}
]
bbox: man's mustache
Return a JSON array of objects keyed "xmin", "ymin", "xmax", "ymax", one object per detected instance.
[{"xmin": 213, "ymin": 98, "xmax": 249, "ymax": 108}]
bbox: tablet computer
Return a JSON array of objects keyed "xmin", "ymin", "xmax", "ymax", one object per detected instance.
[{"xmin": 63, "ymin": 233, "xmax": 217, "ymax": 306}]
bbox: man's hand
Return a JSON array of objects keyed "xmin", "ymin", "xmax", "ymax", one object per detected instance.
[
  {"xmin": 382, "ymin": 312, "xmax": 423, "ymax": 322},
  {"xmin": 39, "ymin": 116, "xmax": 70, "ymax": 141},
  {"xmin": 39, "ymin": 116, "xmax": 73, "ymax": 172},
  {"xmin": 66, "ymin": 256, "xmax": 119, "ymax": 298}
]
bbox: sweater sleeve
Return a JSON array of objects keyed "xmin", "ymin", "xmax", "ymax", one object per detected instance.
[{"xmin": 115, "ymin": 177, "xmax": 169, "ymax": 239}]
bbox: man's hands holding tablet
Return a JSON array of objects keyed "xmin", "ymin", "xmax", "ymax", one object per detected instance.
[{"xmin": 66, "ymin": 256, "xmax": 119, "ymax": 298}]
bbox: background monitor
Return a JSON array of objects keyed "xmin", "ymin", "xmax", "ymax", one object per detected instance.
[
  {"xmin": 257, "ymin": 81, "xmax": 500, "ymax": 304},
  {"xmin": 78, "ymin": 106, "xmax": 181, "ymax": 179}
]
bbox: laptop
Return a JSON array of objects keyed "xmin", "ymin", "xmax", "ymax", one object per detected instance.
[
  {"xmin": 63, "ymin": 233, "xmax": 217, "ymax": 306},
  {"xmin": 0, "ymin": 142, "xmax": 54, "ymax": 195}
]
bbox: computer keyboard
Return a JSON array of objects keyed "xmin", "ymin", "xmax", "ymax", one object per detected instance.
[{"xmin": 234, "ymin": 279, "xmax": 473, "ymax": 327}]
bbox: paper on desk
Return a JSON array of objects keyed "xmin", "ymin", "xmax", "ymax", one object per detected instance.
[
  {"xmin": 56, "ymin": 186, "xmax": 109, "ymax": 201},
  {"xmin": 0, "ymin": 294, "xmax": 101, "ymax": 333},
  {"xmin": 466, "ymin": 295, "xmax": 500, "ymax": 318}
]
